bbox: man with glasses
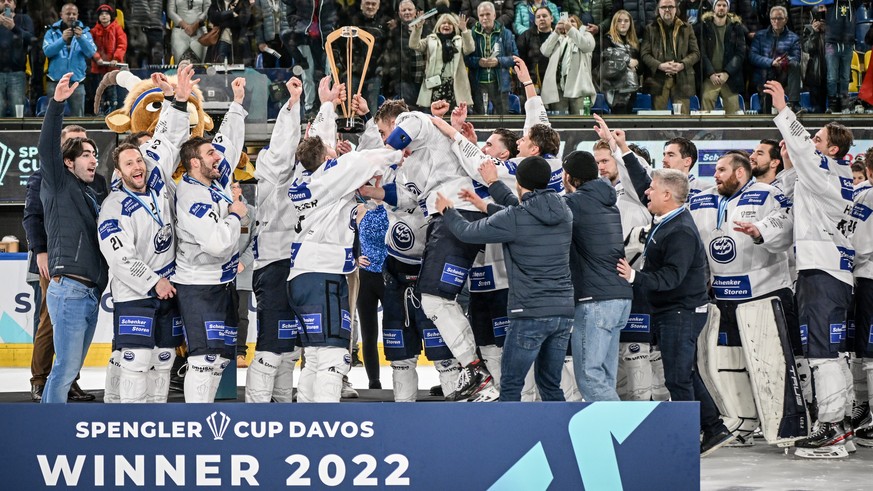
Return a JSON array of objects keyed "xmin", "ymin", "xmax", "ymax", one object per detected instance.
[
  {"xmin": 640, "ymin": 0, "xmax": 700, "ymax": 114},
  {"xmin": 749, "ymin": 6, "xmax": 801, "ymax": 113}
]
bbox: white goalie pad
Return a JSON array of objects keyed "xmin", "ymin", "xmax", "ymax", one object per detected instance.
[
  {"xmin": 736, "ymin": 297, "xmax": 810, "ymax": 445},
  {"xmin": 697, "ymin": 304, "xmax": 759, "ymax": 439}
]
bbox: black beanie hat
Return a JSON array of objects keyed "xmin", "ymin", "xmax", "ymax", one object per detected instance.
[
  {"xmin": 96, "ymin": 4, "xmax": 115, "ymax": 19},
  {"xmin": 562, "ymin": 151, "xmax": 599, "ymax": 183},
  {"xmin": 516, "ymin": 156, "xmax": 552, "ymax": 191}
]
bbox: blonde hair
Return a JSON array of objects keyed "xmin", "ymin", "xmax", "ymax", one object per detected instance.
[{"xmin": 608, "ymin": 10, "xmax": 639, "ymax": 49}]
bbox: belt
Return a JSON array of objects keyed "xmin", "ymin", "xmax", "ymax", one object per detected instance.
[{"xmin": 52, "ymin": 274, "xmax": 97, "ymax": 289}]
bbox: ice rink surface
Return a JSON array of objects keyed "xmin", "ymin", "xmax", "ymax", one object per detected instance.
[{"xmin": 1, "ymin": 365, "xmax": 870, "ymax": 490}]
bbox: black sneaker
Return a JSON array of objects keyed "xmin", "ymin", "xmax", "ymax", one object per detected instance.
[
  {"xmin": 429, "ymin": 384, "xmax": 444, "ymax": 397},
  {"xmin": 795, "ymin": 421, "xmax": 849, "ymax": 449},
  {"xmin": 701, "ymin": 429, "xmax": 737, "ymax": 457},
  {"xmin": 446, "ymin": 361, "xmax": 491, "ymax": 402}
]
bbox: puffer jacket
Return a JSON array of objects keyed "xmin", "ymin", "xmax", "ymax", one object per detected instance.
[
  {"xmin": 514, "ymin": 0, "xmax": 560, "ymax": 35},
  {"xmin": 563, "ymin": 178, "xmax": 633, "ymax": 303},
  {"xmin": 640, "ymin": 18, "xmax": 700, "ymax": 98},
  {"xmin": 748, "ymin": 25, "xmax": 800, "ymax": 86},
  {"xmin": 695, "ymin": 12, "xmax": 745, "ymax": 94},
  {"xmin": 443, "ymin": 182, "xmax": 575, "ymax": 320},
  {"xmin": 90, "ymin": 20, "xmax": 127, "ymax": 74},
  {"xmin": 826, "ymin": 0, "xmax": 855, "ymax": 45},
  {"xmin": 43, "ymin": 19, "xmax": 97, "ymax": 82}
]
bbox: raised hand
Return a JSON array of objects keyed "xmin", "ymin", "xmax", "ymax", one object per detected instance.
[
  {"xmin": 151, "ymin": 71, "xmax": 174, "ymax": 97},
  {"xmin": 478, "ymin": 159, "xmax": 498, "ymax": 185},
  {"xmin": 317, "ymin": 76, "xmax": 333, "ymax": 104},
  {"xmin": 451, "ymin": 102, "xmax": 468, "ymax": 129},
  {"xmin": 231, "ymin": 77, "xmax": 246, "ymax": 104},
  {"xmin": 53, "ymin": 72, "xmax": 78, "ymax": 102},
  {"xmin": 431, "ymin": 99, "xmax": 450, "ymax": 118},
  {"xmin": 175, "ymin": 63, "xmax": 200, "ymax": 102},
  {"xmin": 351, "ymin": 94, "xmax": 369, "ymax": 116},
  {"xmin": 763, "ymin": 80, "xmax": 787, "ymax": 111},
  {"xmin": 286, "ymin": 77, "xmax": 303, "ymax": 108},
  {"xmin": 513, "ymin": 56, "xmax": 531, "ymax": 84}
]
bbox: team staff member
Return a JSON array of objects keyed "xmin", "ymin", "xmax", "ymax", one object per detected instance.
[
  {"xmin": 38, "ymin": 73, "xmax": 108, "ymax": 403},
  {"xmin": 617, "ymin": 168, "xmax": 734, "ymax": 456},
  {"xmin": 173, "ymin": 78, "xmax": 248, "ymax": 403}
]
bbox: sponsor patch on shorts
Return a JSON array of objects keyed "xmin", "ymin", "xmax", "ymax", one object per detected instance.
[
  {"xmin": 118, "ymin": 316, "xmax": 153, "ymax": 337},
  {"xmin": 493, "ymin": 317, "xmax": 508, "ymax": 338},
  {"xmin": 800, "ymin": 324, "xmax": 808, "ymax": 345},
  {"xmin": 341, "ymin": 310, "xmax": 352, "ymax": 332},
  {"xmin": 830, "ymin": 323, "xmax": 845, "ymax": 344},
  {"xmin": 172, "ymin": 317, "xmax": 183, "ymax": 337},
  {"xmin": 300, "ymin": 313, "xmax": 323, "ymax": 334},
  {"xmin": 278, "ymin": 320, "xmax": 298, "ymax": 340},
  {"xmin": 383, "ymin": 329, "xmax": 404, "ymax": 348},
  {"xmin": 622, "ymin": 314, "xmax": 650, "ymax": 333},
  {"xmin": 439, "ymin": 263, "xmax": 468, "ymax": 287},
  {"xmin": 423, "ymin": 328, "xmax": 447, "ymax": 348},
  {"xmin": 224, "ymin": 326, "xmax": 238, "ymax": 345},
  {"xmin": 469, "ymin": 266, "xmax": 495, "ymax": 292},
  {"xmin": 204, "ymin": 321, "xmax": 225, "ymax": 341}
]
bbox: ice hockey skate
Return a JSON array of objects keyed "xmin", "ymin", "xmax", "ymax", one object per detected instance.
[
  {"xmin": 793, "ymin": 422, "xmax": 851, "ymax": 459},
  {"xmin": 447, "ymin": 361, "xmax": 492, "ymax": 402}
]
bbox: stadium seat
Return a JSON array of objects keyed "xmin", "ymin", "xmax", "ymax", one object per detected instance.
[
  {"xmin": 377, "ymin": 94, "xmax": 385, "ymax": 108},
  {"xmin": 850, "ymin": 50, "xmax": 861, "ymax": 92},
  {"xmin": 737, "ymin": 94, "xmax": 746, "ymax": 112},
  {"xmin": 255, "ymin": 53, "xmax": 264, "ymax": 69},
  {"xmin": 633, "ymin": 93, "xmax": 652, "ymax": 112},
  {"xmin": 508, "ymin": 93, "xmax": 521, "ymax": 114},
  {"xmin": 800, "ymin": 92, "xmax": 813, "ymax": 112},
  {"xmin": 690, "ymin": 95, "xmax": 700, "ymax": 111},
  {"xmin": 750, "ymin": 93, "xmax": 760, "ymax": 113},
  {"xmin": 35, "ymin": 96, "xmax": 71, "ymax": 117},
  {"xmin": 592, "ymin": 93, "xmax": 610, "ymax": 114}
]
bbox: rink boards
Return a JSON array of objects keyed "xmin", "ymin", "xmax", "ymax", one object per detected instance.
[{"xmin": 0, "ymin": 401, "xmax": 699, "ymax": 490}]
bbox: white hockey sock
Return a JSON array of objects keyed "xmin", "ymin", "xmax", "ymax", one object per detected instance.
[
  {"xmin": 104, "ymin": 350, "xmax": 122, "ymax": 404},
  {"xmin": 521, "ymin": 365, "xmax": 541, "ymax": 402},
  {"xmin": 209, "ymin": 357, "xmax": 231, "ymax": 401},
  {"xmin": 434, "ymin": 358, "xmax": 461, "ymax": 398},
  {"xmin": 245, "ymin": 351, "xmax": 282, "ymax": 403},
  {"xmin": 272, "ymin": 350, "xmax": 300, "ymax": 403},
  {"xmin": 841, "ymin": 353, "xmax": 856, "ymax": 415},
  {"xmin": 650, "ymin": 348, "xmax": 670, "ymax": 401},
  {"xmin": 809, "ymin": 358, "xmax": 848, "ymax": 423},
  {"xmin": 118, "ymin": 349, "xmax": 152, "ymax": 403},
  {"xmin": 184, "ymin": 355, "xmax": 218, "ymax": 403},
  {"xmin": 852, "ymin": 357, "xmax": 868, "ymax": 406},
  {"xmin": 297, "ymin": 347, "xmax": 318, "ymax": 403},
  {"xmin": 616, "ymin": 342, "xmax": 653, "ymax": 401},
  {"xmin": 391, "ymin": 357, "xmax": 419, "ymax": 402},
  {"xmin": 561, "ymin": 356, "xmax": 583, "ymax": 402},
  {"xmin": 420, "ymin": 294, "xmax": 478, "ymax": 366},
  {"xmin": 147, "ymin": 348, "xmax": 175, "ymax": 403},
  {"xmin": 479, "ymin": 345, "xmax": 503, "ymax": 391},
  {"xmin": 312, "ymin": 347, "xmax": 351, "ymax": 402}
]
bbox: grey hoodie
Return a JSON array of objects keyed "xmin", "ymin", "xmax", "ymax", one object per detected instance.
[{"xmin": 443, "ymin": 181, "xmax": 574, "ymax": 319}]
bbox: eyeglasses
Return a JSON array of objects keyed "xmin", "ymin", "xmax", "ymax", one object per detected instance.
[
  {"xmin": 770, "ymin": 17, "xmax": 786, "ymax": 21},
  {"xmin": 659, "ymin": 6, "xmax": 676, "ymax": 10}
]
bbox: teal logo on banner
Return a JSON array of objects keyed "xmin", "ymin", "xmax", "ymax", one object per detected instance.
[{"xmin": 0, "ymin": 403, "xmax": 699, "ymax": 489}]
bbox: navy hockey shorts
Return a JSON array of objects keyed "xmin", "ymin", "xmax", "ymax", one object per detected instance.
[
  {"xmin": 796, "ymin": 270, "xmax": 852, "ymax": 359},
  {"xmin": 174, "ymin": 282, "xmax": 235, "ymax": 358},
  {"xmin": 382, "ymin": 257, "xmax": 453, "ymax": 361},
  {"xmin": 716, "ymin": 288, "xmax": 799, "ymax": 354},
  {"xmin": 252, "ymin": 259, "xmax": 299, "ymax": 353},
  {"xmin": 286, "ymin": 272, "xmax": 351, "ymax": 349},
  {"xmin": 112, "ymin": 297, "xmax": 183, "ymax": 350},
  {"xmin": 469, "ymin": 288, "xmax": 508, "ymax": 348},
  {"xmin": 418, "ymin": 211, "xmax": 486, "ymax": 299},
  {"xmin": 624, "ymin": 284, "xmax": 654, "ymax": 344},
  {"xmin": 854, "ymin": 278, "xmax": 873, "ymax": 358}
]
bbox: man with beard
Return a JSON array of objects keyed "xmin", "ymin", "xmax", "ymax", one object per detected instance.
[
  {"xmin": 688, "ymin": 152, "xmax": 796, "ymax": 443},
  {"xmin": 750, "ymin": 138, "xmax": 797, "ymax": 199}
]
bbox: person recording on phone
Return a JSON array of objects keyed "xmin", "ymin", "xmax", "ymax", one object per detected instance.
[
  {"xmin": 0, "ymin": 0, "xmax": 33, "ymax": 118},
  {"xmin": 42, "ymin": 3, "xmax": 96, "ymax": 117}
]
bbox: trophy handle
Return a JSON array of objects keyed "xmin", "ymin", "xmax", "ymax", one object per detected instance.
[
  {"xmin": 354, "ymin": 29, "xmax": 376, "ymax": 99},
  {"xmin": 324, "ymin": 28, "xmax": 349, "ymax": 119},
  {"xmin": 324, "ymin": 27, "xmax": 377, "ymax": 120}
]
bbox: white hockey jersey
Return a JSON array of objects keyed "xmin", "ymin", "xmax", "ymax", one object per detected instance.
[
  {"xmin": 852, "ymin": 181, "xmax": 873, "ymax": 280},
  {"xmin": 98, "ymin": 102, "xmax": 190, "ymax": 302},
  {"xmin": 689, "ymin": 180, "xmax": 794, "ymax": 300},
  {"xmin": 380, "ymin": 165, "xmax": 429, "ymax": 265},
  {"xmin": 287, "ymin": 148, "xmax": 402, "ymax": 281},
  {"xmin": 772, "ymin": 167, "xmax": 797, "ymax": 200},
  {"xmin": 252, "ymin": 100, "xmax": 302, "ymax": 270},
  {"xmin": 173, "ymin": 103, "xmax": 247, "ymax": 285},
  {"xmin": 614, "ymin": 149, "xmax": 653, "ymax": 256},
  {"xmin": 776, "ymin": 108, "xmax": 856, "ymax": 286}
]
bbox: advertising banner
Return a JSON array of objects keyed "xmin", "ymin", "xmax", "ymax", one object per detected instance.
[{"xmin": 0, "ymin": 402, "xmax": 700, "ymax": 490}]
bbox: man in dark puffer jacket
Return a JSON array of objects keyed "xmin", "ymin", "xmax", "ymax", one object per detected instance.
[
  {"xmin": 437, "ymin": 156, "xmax": 574, "ymax": 402},
  {"xmin": 562, "ymin": 150, "xmax": 633, "ymax": 402}
]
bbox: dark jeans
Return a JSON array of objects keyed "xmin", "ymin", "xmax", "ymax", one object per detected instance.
[
  {"xmin": 472, "ymin": 80, "xmax": 507, "ymax": 115},
  {"xmin": 654, "ymin": 308, "xmax": 726, "ymax": 437},
  {"xmin": 357, "ymin": 269, "xmax": 385, "ymax": 386},
  {"xmin": 500, "ymin": 316, "xmax": 573, "ymax": 402}
]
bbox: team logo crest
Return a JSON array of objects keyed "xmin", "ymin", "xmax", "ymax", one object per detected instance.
[
  {"xmin": 154, "ymin": 224, "xmax": 173, "ymax": 254},
  {"xmin": 391, "ymin": 222, "xmax": 414, "ymax": 251},
  {"xmin": 709, "ymin": 236, "xmax": 736, "ymax": 264}
]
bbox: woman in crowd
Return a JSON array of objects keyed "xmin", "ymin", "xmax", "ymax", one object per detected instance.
[
  {"xmin": 168, "ymin": 0, "xmax": 210, "ymax": 63},
  {"xmin": 597, "ymin": 10, "xmax": 639, "ymax": 114},
  {"xmin": 207, "ymin": 0, "xmax": 252, "ymax": 64},
  {"xmin": 514, "ymin": 0, "xmax": 559, "ymax": 35},
  {"xmin": 410, "ymin": 13, "xmax": 475, "ymax": 109},
  {"xmin": 355, "ymin": 203, "xmax": 389, "ymax": 390},
  {"xmin": 540, "ymin": 14, "xmax": 595, "ymax": 115}
]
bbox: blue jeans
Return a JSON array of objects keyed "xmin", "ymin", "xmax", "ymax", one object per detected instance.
[
  {"xmin": 572, "ymin": 298, "xmax": 632, "ymax": 401},
  {"xmin": 46, "ymin": 80, "xmax": 85, "ymax": 117},
  {"xmin": 42, "ymin": 277, "xmax": 100, "ymax": 403},
  {"xmin": 655, "ymin": 308, "xmax": 726, "ymax": 436},
  {"xmin": 500, "ymin": 316, "xmax": 573, "ymax": 401},
  {"xmin": 0, "ymin": 71, "xmax": 26, "ymax": 117},
  {"xmin": 826, "ymin": 42, "xmax": 853, "ymax": 97}
]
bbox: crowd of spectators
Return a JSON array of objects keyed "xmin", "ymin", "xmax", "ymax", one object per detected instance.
[{"xmin": 1, "ymin": 0, "xmax": 873, "ymax": 117}]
